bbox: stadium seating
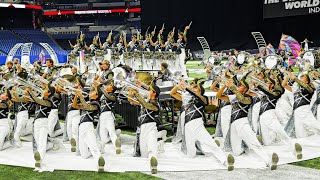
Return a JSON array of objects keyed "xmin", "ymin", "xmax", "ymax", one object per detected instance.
[{"xmin": 12, "ymin": 29, "xmax": 69, "ymax": 56}]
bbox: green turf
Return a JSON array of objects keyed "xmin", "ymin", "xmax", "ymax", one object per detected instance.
[
  {"xmin": 291, "ymin": 158, "xmax": 320, "ymax": 170},
  {"xmin": 0, "ymin": 164, "xmax": 160, "ymax": 180}
]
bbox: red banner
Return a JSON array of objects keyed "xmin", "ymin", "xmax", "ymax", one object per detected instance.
[{"xmin": 44, "ymin": 8, "xmax": 141, "ymax": 16}]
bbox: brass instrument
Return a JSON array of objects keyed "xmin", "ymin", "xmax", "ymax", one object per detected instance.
[
  {"xmin": 15, "ymin": 77, "xmax": 44, "ymax": 97},
  {"xmin": 118, "ymin": 79, "xmax": 150, "ymax": 104},
  {"xmin": 247, "ymin": 74, "xmax": 268, "ymax": 88},
  {"xmin": 53, "ymin": 77, "xmax": 88, "ymax": 97}
]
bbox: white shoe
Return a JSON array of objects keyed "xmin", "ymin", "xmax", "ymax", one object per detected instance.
[{"xmin": 269, "ymin": 153, "xmax": 279, "ymax": 170}]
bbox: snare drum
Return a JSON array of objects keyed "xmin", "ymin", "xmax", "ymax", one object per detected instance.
[{"xmin": 265, "ymin": 55, "xmax": 282, "ymax": 69}]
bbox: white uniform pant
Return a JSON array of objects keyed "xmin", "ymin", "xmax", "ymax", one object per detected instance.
[
  {"xmin": 230, "ymin": 118, "xmax": 269, "ymax": 164},
  {"xmin": 142, "ymin": 57, "xmax": 153, "ymax": 70},
  {"xmin": 317, "ymin": 105, "xmax": 320, "ymax": 121},
  {"xmin": 251, "ymin": 102, "xmax": 261, "ymax": 133},
  {"xmin": 221, "ymin": 105, "xmax": 232, "ymax": 139},
  {"xmin": 168, "ymin": 60, "xmax": 176, "ymax": 73},
  {"xmin": 185, "ymin": 118, "xmax": 227, "ymax": 164},
  {"xmin": 34, "ymin": 118, "xmax": 53, "ymax": 160},
  {"xmin": 139, "ymin": 122, "xmax": 158, "ymax": 159},
  {"xmin": 275, "ymin": 92, "xmax": 293, "ymax": 127},
  {"xmin": 175, "ymin": 49, "xmax": 187, "ymax": 77},
  {"xmin": 260, "ymin": 110, "xmax": 292, "ymax": 147},
  {"xmin": 294, "ymin": 105, "xmax": 320, "ymax": 138},
  {"xmin": 79, "ymin": 122, "xmax": 101, "ymax": 159},
  {"xmin": 14, "ymin": 111, "xmax": 33, "ymax": 142},
  {"xmin": 48, "ymin": 109, "xmax": 59, "ymax": 137},
  {"xmin": 66, "ymin": 110, "xmax": 80, "ymax": 141},
  {"xmin": 99, "ymin": 111, "xmax": 117, "ymax": 147},
  {"xmin": 0, "ymin": 119, "xmax": 11, "ymax": 150},
  {"xmin": 118, "ymin": 54, "xmax": 124, "ymax": 66}
]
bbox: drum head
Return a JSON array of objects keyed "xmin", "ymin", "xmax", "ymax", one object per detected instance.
[
  {"xmin": 303, "ymin": 51, "xmax": 315, "ymax": 66},
  {"xmin": 265, "ymin": 55, "xmax": 278, "ymax": 69},
  {"xmin": 237, "ymin": 54, "xmax": 246, "ymax": 64},
  {"xmin": 208, "ymin": 57, "xmax": 215, "ymax": 65}
]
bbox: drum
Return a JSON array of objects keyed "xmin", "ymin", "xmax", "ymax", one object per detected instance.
[
  {"xmin": 143, "ymin": 52, "xmax": 153, "ymax": 59},
  {"xmin": 111, "ymin": 53, "xmax": 120, "ymax": 60},
  {"xmin": 60, "ymin": 67, "xmax": 73, "ymax": 80},
  {"xmin": 265, "ymin": 55, "xmax": 282, "ymax": 69},
  {"xmin": 237, "ymin": 52, "xmax": 250, "ymax": 65},
  {"xmin": 153, "ymin": 52, "xmax": 162, "ymax": 59},
  {"xmin": 95, "ymin": 50, "xmax": 104, "ymax": 57},
  {"xmin": 133, "ymin": 52, "xmax": 142, "ymax": 59},
  {"xmin": 167, "ymin": 52, "xmax": 176, "ymax": 60}
]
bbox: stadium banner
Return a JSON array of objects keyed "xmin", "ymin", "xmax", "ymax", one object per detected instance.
[
  {"xmin": 263, "ymin": 0, "xmax": 320, "ymax": 18},
  {"xmin": 44, "ymin": 8, "xmax": 141, "ymax": 16}
]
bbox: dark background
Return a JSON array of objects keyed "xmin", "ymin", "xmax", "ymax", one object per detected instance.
[{"xmin": 141, "ymin": 0, "xmax": 320, "ymax": 51}]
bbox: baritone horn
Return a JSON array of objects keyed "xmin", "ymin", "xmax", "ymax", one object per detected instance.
[{"xmin": 118, "ymin": 79, "xmax": 150, "ymax": 104}]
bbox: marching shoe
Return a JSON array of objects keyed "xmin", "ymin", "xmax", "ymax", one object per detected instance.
[
  {"xmin": 150, "ymin": 156, "xmax": 158, "ymax": 174},
  {"xmin": 98, "ymin": 156, "xmax": 105, "ymax": 173},
  {"xmin": 115, "ymin": 138, "xmax": 121, "ymax": 154},
  {"xmin": 34, "ymin": 151, "xmax": 41, "ymax": 168},
  {"xmin": 70, "ymin": 138, "xmax": 76, "ymax": 152},
  {"xmin": 270, "ymin": 153, "xmax": 279, "ymax": 170},
  {"xmin": 226, "ymin": 154, "xmax": 235, "ymax": 171},
  {"xmin": 214, "ymin": 139, "xmax": 220, "ymax": 147},
  {"xmin": 295, "ymin": 143, "xmax": 303, "ymax": 159}
]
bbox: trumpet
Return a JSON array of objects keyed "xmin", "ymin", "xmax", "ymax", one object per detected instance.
[{"xmin": 247, "ymin": 74, "xmax": 268, "ymax": 88}]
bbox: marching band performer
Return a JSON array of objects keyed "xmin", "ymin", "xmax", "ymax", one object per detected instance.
[
  {"xmin": 124, "ymin": 31, "xmax": 141, "ymax": 69},
  {"xmin": 72, "ymin": 86, "xmax": 105, "ymax": 172},
  {"xmin": 141, "ymin": 33, "xmax": 152, "ymax": 70},
  {"xmin": 97, "ymin": 60, "xmax": 113, "ymax": 84},
  {"xmin": 150, "ymin": 28, "xmax": 164, "ymax": 70},
  {"xmin": 0, "ymin": 90, "xmax": 14, "ymax": 151},
  {"xmin": 211, "ymin": 72, "xmax": 234, "ymax": 143},
  {"xmin": 116, "ymin": 34, "xmax": 126, "ymax": 66},
  {"xmin": 101, "ymin": 32, "xmax": 113, "ymax": 65},
  {"xmin": 282, "ymin": 72, "xmax": 320, "ymax": 138},
  {"xmin": 173, "ymin": 25, "xmax": 190, "ymax": 78},
  {"xmin": 47, "ymin": 85, "xmax": 63, "ymax": 138},
  {"xmin": 88, "ymin": 34, "xmax": 101, "ymax": 56},
  {"xmin": 95, "ymin": 74, "xmax": 121, "ymax": 155},
  {"xmin": 11, "ymin": 85, "xmax": 34, "ymax": 147},
  {"xmin": 66, "ymin": 76, "xmax": 85, "ymax": 153},
  {"xmin": 26, "ymin": 84, "xmax": 60, "ymax": 169},
  {"xmin": 42, "ymin": 59, "xmax": 58, "ymax": 81},
  {"xmin": 170, "ymin": 79, "xmax": 235, "ymax": 171},
  {"xmin": 128, "ymin": 82, "xmax": 161, "ymax": 174},
  {"xmin": 256, "ymin": 73, "xmax": 302, "ymax": 159},
  {"xmin": 163, "ymin": 29, "xmax": 176, "ymax": 73},
  {"xmin": 1, "ymin": 61, "xmax": 15, "ymax": 80},
  {"xmin": 217, "ymin": 76, "xmax": 279, "ymax": 170},
  {"xmin": 97, "ymin": 83, "xmax": 121, "ymax": 154}
]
